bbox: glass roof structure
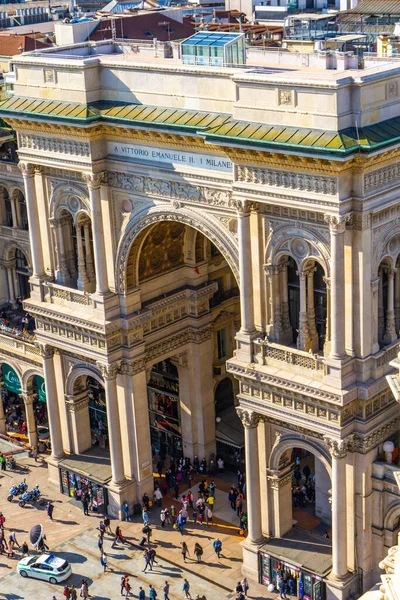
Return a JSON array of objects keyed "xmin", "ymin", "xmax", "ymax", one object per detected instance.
[{"xmin": 181, "ymin": 31, "xmax": 245, "ymax": 67}]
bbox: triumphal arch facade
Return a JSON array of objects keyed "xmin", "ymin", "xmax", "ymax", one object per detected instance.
[{"xmin": 1, "ymin": 39, "xmax": 400, "ymax": 600}]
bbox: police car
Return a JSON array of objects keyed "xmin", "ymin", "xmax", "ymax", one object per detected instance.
[{"xmin": 17, "ymin": 554, "xmax": 72, "ymax": 583}]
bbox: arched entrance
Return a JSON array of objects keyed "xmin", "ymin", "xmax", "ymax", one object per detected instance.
[
  {"xmin": 148, "ymin": 359, "xmax": 182, "ymax": 460},
  {"xmin": 261, "ymin": 438, "xmax": 333, "ymax": 598},
  {"xmin": 15, "ymin": 249, "xmax": 30, "ymax": 300},
  {"xmin": 0, "ymin": 363, "xmax": 26, "ymax": 436},
  {"xmin": 123, "ymin": 217, "xmax": 240, "ymax": 467},
  {"xmin": 87, "ymin": 376, "xmax": 108, "ymax": 450},
  {"xmin": 32, "ymin": 375, "xmax": 49, "ymax": 448},
  {"xmin": 215, "ymin": 377, "xmax": 244, "ymax": 470}
]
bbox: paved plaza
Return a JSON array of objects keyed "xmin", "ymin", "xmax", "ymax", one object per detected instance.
[{"xmin": 0, "ymin": 453, "xmax": 275, "ymax": 600}]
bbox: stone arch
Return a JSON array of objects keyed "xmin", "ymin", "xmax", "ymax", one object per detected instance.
[
  {"xmin": 4, "ymin": 241, "xmax": 32, "ymax": 268},
  {"xmin": 0, "ymin": 356, "xmax": 23, "ymax": 382},
  {"xmin": 22, "ymin": 368, "xmax": 44, "ymax": 391},
  {"xmin": 65, "ymin": 364, "xmax": 104, "ymax": 396},
  {"xmin": 49, "ymin": 182, "xmax": 90, "ymax": 221},
  {"xmin": 266, "ymin": 225, "xmax": 331, "ymax": 278},
  {"xmin": 384, "ymin": 503, "xmax": 400, "ymax": 531},
  {"xmin": 115, "ymin": 204, "xmax": 239, "ymax": 295},
  {"xmin": 373, "ymin": 225, "xmax": 400, "ymax": 277},
  {"xmin": 269, "ymin": 434, "xmax": 332, "ymax": 480}
]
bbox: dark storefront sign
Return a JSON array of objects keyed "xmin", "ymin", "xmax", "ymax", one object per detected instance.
[
  {"xmin": 59, "ymin": 468, "xmax": 108, "ymax": 514},
  {"xmin": 3, "ymin": 364, "xmax": 21, "ymax": 394},
  {"xmin": 259, "ymin": 552, "xmax": 326, "ymax": 600}
]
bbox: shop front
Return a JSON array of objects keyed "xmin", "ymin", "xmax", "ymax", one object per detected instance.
[
  {"xmin": 87, "ymin": 377, "xmax": 109, "ymax": 450},
  {"xmin": 1, "ymin": 363, "xmax": 26, "ymax": 435},
  {"xmin": 147, "ymin": 360, "xmax": 182, "ymax": 460},
  {"xmin": 59, "ymin": 466, "xmax": 108, "ymax": 514},
  {"xmin": 260, "ymin": 552, "xmax": 326, "ymax": 600}
]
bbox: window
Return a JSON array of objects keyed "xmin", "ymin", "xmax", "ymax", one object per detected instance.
[{"xmin": 217, "ymin": 328, "xmax": 227, "ymax": 361}]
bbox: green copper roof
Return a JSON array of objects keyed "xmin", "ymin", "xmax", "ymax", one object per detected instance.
[{"xmin": 2, "ymin": 96, "xmax": 400, "ymax": 157}]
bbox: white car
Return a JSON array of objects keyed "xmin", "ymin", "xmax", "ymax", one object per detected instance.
[{"xmin": 17, "ymin": 554, "xmax": 72, "ymax": 584}]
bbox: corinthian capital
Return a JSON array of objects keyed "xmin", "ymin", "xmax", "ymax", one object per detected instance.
[
  {"xmin": 324, "ymin": 214, "xmax": 352, "ymax": 234},
  {"xmin": 97, "ymin": 361, "xmax": 119, "ymax": 380},
  {"xmin": 324, "ymin": 436, "xmax": 351, "ymax": 458},
  {"xmin": 82, "ymin": 171, "xmax": 107, "ymax": 189},
  {"xmin": 19, "ymin": 162, "xmax": 35, "ymax": 178},
  {"xmin": 37, "ymin": 343, "xmax": 54, "ymax": 359},
  {"xmin": 236, "ymin": 407, "xmax": 265, "ymax": 429}
]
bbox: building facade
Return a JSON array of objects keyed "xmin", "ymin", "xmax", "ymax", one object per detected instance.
[{"xmin": 1, "ymin": 39, "xmax": 400, "ymax": 600}]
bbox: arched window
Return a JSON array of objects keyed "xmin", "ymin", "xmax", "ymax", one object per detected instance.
[{"xmin": 15, "ymin": 249, "xmax": 30, "ymax": 299}]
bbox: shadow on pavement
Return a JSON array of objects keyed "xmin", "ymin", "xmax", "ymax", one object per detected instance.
[{"xmin": 58, "ymin": 551, "xmax": 88, "ymax": 564}]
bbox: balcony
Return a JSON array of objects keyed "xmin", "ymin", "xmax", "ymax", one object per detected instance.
[{"xmin": 253, "ymin": 338, "xmax": 325, "ymax": 379}]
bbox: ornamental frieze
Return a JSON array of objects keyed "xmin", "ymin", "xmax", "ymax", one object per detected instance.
[
  {"xmin": 364, "ymin": 162, "xmax": 400, "ymax": 193},
  {"xmin": 108, "ymin": 171, "xmax": 233, "ymax": 209},
  {"xmin": 236, "ymin": 166, "xmax": 337, "ymax": 195},
  {"xmin": 19, "ymin": 134, "xmax": 90, "ymax": 157}
]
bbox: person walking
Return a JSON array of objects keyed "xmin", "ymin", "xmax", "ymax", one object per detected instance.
[
  {"xmin": 69, "ymin": 585, "xmax": 77, "ymax": 600},
  {"xmin": 212, "ymin": 538, "xmax": 222, "ymax": 559},
  {"xmin": 149, "ymin": 585, "xmax": 157, "ymax": 599},
  {"xmin": 182, "ymin": 578, "xmax": 191, "ymax": 598},
  {"xmin": 277, "ymin": 573, "xmax": 287, "ymax": 600},
  {"xmin": 80, "ymin": 580, "xmax": 89, "ymax": 599},
  {"xmin": 47, "ymin": 501, "xmax": 54, "ymax": 520},
  {"xmin": 241, "ymin": 577, "xmax": 249, "ymax": 597},
  {"xmin": 138, "ymin": 587, "xmax": 145, "ymax": 600},
  {"xmin": 120, "ymin": 575, "xmax": 128, "ymax": 595},
  {"xmin": 160, "ymin": 509, "xmax": 166, "ymax": 528},
  {"xmin": 82, "ymin": 496, "xmax": 89, "ymax": 516},
  {"xmin": 63, "ymin": 586, "xmax": 71, "ymax": 599},
  {"xmin": 143, "ymin": 509, "xmax": 149, "ymax": 527},
  {"xmin": 194, "ymin": 542, "xmax": 203, "ymax": 562},
  {"xmin": 163, "ymin": 581, "xmax": 170, "ymax": 600},
  {"xmin": 21, "ymin": 541, "xmax": 29, "ymax": 556},
  {"xmin": 97, "ymin": 533, "xmax": 103, "ymax": 553},
  {"xmin": 143, "ymin": 549, "xmax": 152, "ymax": 572},
  {"xmin": 180, "ymin": 540, "xmax": 189, "ymax": 562},
  {"xmin": 9, "ymin": 530, "xmax": 20, "ymax": 549},
  {"xmin": 149, "ymin": 548, "xmax": 158, "ymax": 568},
  {"xmin": 205, "ymin": 507, "xmax": 213, "ymax": 526},
  {"xmin": 112, "ymin": 526, "xmax": 124, "ymax": 548},
  {"xmin": 228, "ymin": 487, "xmax": 237, "ymax": 511},
  {"xmin": 122, "ymin": 501, "xmax": 131, "ymax": 522}
]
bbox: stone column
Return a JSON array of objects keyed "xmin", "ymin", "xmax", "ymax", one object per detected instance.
[
  {"xmin": 265, "ymin": 265, "xmax": 281, "ymax": 342},
  {"xmin": 65, "ymin": 393, "xmax": 91, "ymax": 454},
  {"xmin": 384, "ymin": 268, "xmax": 397, "ymax": 343},
  {"xmin": 371, "ymin": 277, "xmax": 380, "ymax": 353},
  {"xmin": 297, "ymin": 270, "xmax": 310, "ymax": 351},
  {"xmin": 323, "ymin": 276, "xmax": 331, "ymax": 344},
  {"xmin": 14, "ymin": 193, "xmax": 22, "ymax": 229},
  {"xmin": 378, "ymin": 268, "xmax": 384, "ymax": 343},
  {"xmin": 19, "ymin": 162, "xmax": 45, "ymax": 278},
  {"xmin": 50, "ymin": 217, "xmax": 70, "ymax": 284},
  {"xmin": 325, "ymin": 215, "xmax": 349, "ymax": 359},
  {"xmin": 237, "ymin": 203, "xmax": 255, "ymax": 334},
  {"xmin": 280, "ymin": 259, "xmax": 291, "ymax": 338},
  {"xmin": 307, "ymin": 266, "xmax": 318, "ymax": 351},
  {"xmin": 10, "ymin": 195, "xmax": 18, "ymax": 229},
  {"xmin": 6, "ymin": 266, "xmax": 16, "ymax": 305},
  {"xmin": 97, "ymin": 363, "xmax": 125, "ymax": 486},
  {"xmin": 39, "ymin": 345, "xmax": 64, "ymax": 460},
  {"xmin": 20, "ymin": 390, "xmax": 37, "ymax": 448},
  {"xmin": 83, "ymin": 221, "xmax": 95, "ymax": 283},
  {"xmin": 83, "ymin": 173, "xmax": 109, "ymax": 295},
  {"xmin": 326, "ymin": 438, "xmax": 348, "ymax": 579},
  {"xmin": 237, "ymin": 408, "xmax": 263, "ymax": 544},
  {"xmin": 0, "ymin": 189, "xmax": 6, "ymax": 224},
  {"xmin": 76, "ymin": 223, "xmax": 89, "ymax": 291}
]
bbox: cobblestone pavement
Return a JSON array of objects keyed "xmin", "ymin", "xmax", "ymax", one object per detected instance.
[{"xmin": 0, "ymin": 455, "xmax": 276, "ymax": 600}]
